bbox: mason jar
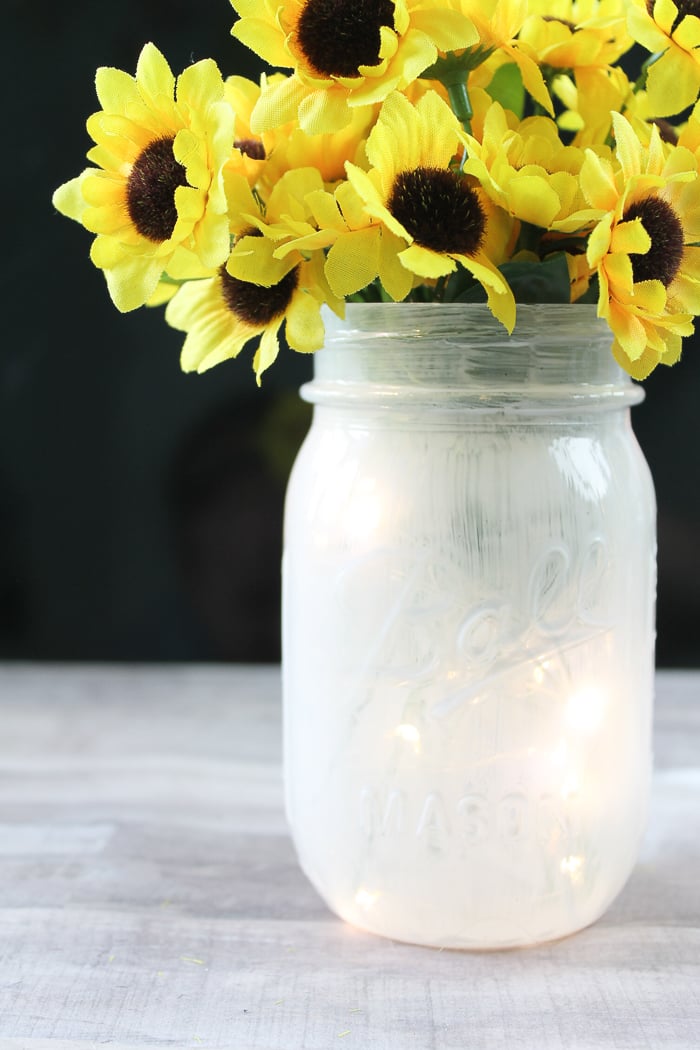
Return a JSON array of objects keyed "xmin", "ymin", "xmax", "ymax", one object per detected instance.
[{"xmin": 282, "ymin": 303, "xmax": 656, "ymax": 949}]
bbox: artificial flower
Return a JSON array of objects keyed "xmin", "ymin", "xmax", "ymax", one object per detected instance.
[
  {"xmin": 332, "ymin": 90, "xmax": 516, "ymax": 328},
  {"xmin": 628, "ymin": 0, "xmax": 700, "ymax": 117},
  {"xmin": 462, "ymin": 97, "xmax": 586, "ymax": 229},
  {"xmin": 518, "ymin": 0, "xmax": 633, "ymax": 141},
  {"xmin": 167, "ymin": 169, "xmax": 343, "ymax": 382},
  {"xmin": 552, "ymin": 65, "xmax": 635, "ymax": 145},
  {"xmin": 519, "ymin": 0, "xmax": 632, "ymax": 71},
  {"xmin": 460, "ymin": 0, "xmax": 555, "ymax": 114},
  {"xmin": 165, "ymin": 251, "xmax": 335, "ymax": 382},
  {"xmin": 580, "ymin": 112, "xmax": 700, "ymax": 376},
  {"xmin": 229, "ymin": 0, "xmax": 479, "ymax": 133},
  {"xmin": 52, "ymin": 0, "xmax": 700, "ymax": 383},
  {"xmin": 677, "ymin": 98, "xmax": 700, "ymax": 153},
  {"xmin": 257, "ymin": 104, "xmax": 376, "ymax": 192},
  {"xmin": 52, "ymin": 44, "xmax": 234, "ymax": 312},
  {"xmin": 223, "ymin": 75, "xmax": 276, "ymax": 186}
]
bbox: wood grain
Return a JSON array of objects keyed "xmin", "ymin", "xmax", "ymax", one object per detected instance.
[{"xmin": 0, "ymin": 665, "xmax": 698, "ymax": 1049}]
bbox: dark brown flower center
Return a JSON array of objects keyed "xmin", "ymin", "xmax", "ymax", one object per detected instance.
[
  {"xmin": 388, "ymin": 167, "xmax": 486, "ymax": 257},
  {"xmin": 234, "ymin": 138, "xmax": 266, "ymax": 160},
  {"xmin": 623, "ymin": 195, "xmax": 684, "ymax": 286},
  {"xmin": 647, "ymin": 0, "xmax": 700, "ymax": 30},
  {"xmin": 220, "ymin": 265, "xmax": 299, "ymax": 326},
  {"xmin": 650, "ymin": 119, "xmax": 679, "ymax": 144},
  {"xmin": 126, "ymin": 136, "xmax": 189, "ymax": 243},
  {"xmin": 296, "ymin": 0, "xmax": 395, "ymax": 77},
  {"xmin": 541, "ymin": 15, "xmax": 577, "ymax": 30}
]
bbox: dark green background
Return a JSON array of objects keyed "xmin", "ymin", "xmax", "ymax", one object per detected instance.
[{"xmin": 2, "ymin": 1, "xmax": 698, "ymax": 665}]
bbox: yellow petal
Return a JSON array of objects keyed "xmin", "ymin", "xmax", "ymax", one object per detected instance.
[
  {"xmin": 605, "ymin": 251, "xmax": 635, "ymax": 294},
  {"xmin": 306, "ymin": 189, "xmax": 347, "ymax": 234},
  {"xmin": 587, "ymin": 215, "xmax": 614, "ymax": 267},
  {"xmin": 508, "ymin": 175, "xmax": 561, "ymax": 227},
  {"xmin": 192, "ymin": 207, "xmax": 231, "ymax": 269},
  {"xmin": 415, "ymin": 90, "xmax": 463, "ymax": 170},
  {"xmin": 176, "ymin": 58, "xmax": 225, "ymax": 113},
  {"xmin": 630, "ymin": 280, "xmax": 666, "ymax": 312},
  {"xmin": 174, "ymin": 184, "xmax": 205, "ymax": 224},
  {"xmin": 82, "ymin": 202, "xmax": 131, "ymax": 236},
  {"xmin": 644, "ymin": 49, "xmax": 700, "ymax": 117},
  {"xmin": 135, "ymin": 43, "xmax": 176, "ymax": 106},
  {"xmin": 608, "ymin": 299, "xmax": 647, "ymax": 360},
  {"xmin": 233, "ymin": 17, "xmax": 292, "ymax": 68},
  {"xmin": 227, "ymin": 236, "xmax": 292, "ymax": 286},
  {"xmin": 612, "ymin": 338, "xmax": 659, "ymax": 379},
  {"xmin": 285, "ymin": 291, "xmax": 325, "ymax": 353},
  {"xmin": 251, "ymin": 75, "xmax": 308, "ymax": 133},
  {"xmin": 654, "ymin": 0, "xmax": 681, "ymax": 36},
  {"xmin": 173, "ymin": 129, "xmax": 209, "ymax": 188},
  {"xmin": 52, "ymin": 173, "xmax": 90, "ymax": 221},
  {"xmin": 460, "ymin": 251, "xmax": 517, "ymax": 333},
  {"xmin": 408, "ymin": 8, "xmax": 478, "ymax": 51},
  {"xmin": 580, "ymin": 151, "xmax": 618, "ymax": 212},
  {"xmin": 94, "ymin": 66, "xmax": 140, "ymax": 115},
  {"xmin": 298, "ymin": 87, "xmax": 353, "ymax": 135},
  {"xmin": 610, "ymin": 218, "xmax": 651, "ymax": 256},
  {"xmin": 325, "ymin": 228, "xmax": 381, "ymax": 297},
  {"xmin": 398, "ymin": 243, "xmax": 455, "ymax": 279},
  {"xmin": 166, "ymin": 246, "xmax": 214, "ymax": 280},
  {"xmin": 627, "ymin": 4, "xmax": 668, "ymax": 51},
  {"xmin": 675, "ymin": 12, "xmax": 700, "ymax": 49},
  {"xmin": 611, "ymin": 112, "xmax": 642, "ymax": 181},
  {"xmin": 253, "ymin": 324, "xmax": 283, "ymax": 384},
  {"xmin": 95, "ymin": 248, "xmax": 163, "ymax": 312}
]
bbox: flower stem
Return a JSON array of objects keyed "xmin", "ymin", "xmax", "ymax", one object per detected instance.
[{"xmin": 446, "ymin": 81, "xmax": 473, "ymax": 135}]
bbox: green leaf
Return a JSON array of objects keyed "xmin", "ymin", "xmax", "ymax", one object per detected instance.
[
  {"xmin": 444, "ymin": 253, "xmax": 573, "ymax": 305},
  {"xmin": 576, "ymin": 274, "xmax": 599, "ymax": 305},
  {"xmin": 442, "ymin": 267, "xmax": 484, "ymax": 303},
  {"xmin": 499, "ymin": 252, "xmax": 572, "ymax": 304},
  {"xmin": 486, "ymin": 63, "xmax": 525, "ymax": 120}
]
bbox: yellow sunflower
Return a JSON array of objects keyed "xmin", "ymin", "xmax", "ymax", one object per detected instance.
[
  {"xmin": 628, "ymin": 0, "xmax": 700, "ymax": 117},
  {"xmin": 460, "ymin": 0, "xmax": 555, "ymax": 114},
  {"xmin": 223, "ymin": 75, "xmax": 280, "ymax": 186},
  {"xmin": 519, "ymin": 0, "xmax": 632, "ymax": 69},
  {"xmin": 52, "ymin": 43, "xmax": 234, "ymax": 312},
  {"xmin": 518, "ymin": 0, "xmax": 633, "ymax": 140},
  {"xmin": 256, "ymin": 103, "xmax": 376, "ymax": 193},
  {"xmin": 462, "ymin": 96, "xmax": 587, "ymax": 230},
  {"xmin": 167, "ymin": 169, "xmax": 343, "ymax": 383},
  {"xmin": 331, "ymin": 90, "xmax": 516, "ymax": 328},
  {"xmin": 580, "ymin": 113, "xmax": 700, "ymax": 377},
  {"xmin": 677, "ymin": 98, "xmax": 700, "ymax": 153},
  {"xmin": 230, "ymin": 0, "xmax": 478, "ymax": 134}
]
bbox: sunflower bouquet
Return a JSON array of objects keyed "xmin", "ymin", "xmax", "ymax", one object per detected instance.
[{"xmin": 53, "ymin": 0, "xmax": 700, "ymax": 382}]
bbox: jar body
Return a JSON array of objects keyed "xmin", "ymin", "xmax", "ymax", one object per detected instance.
[{"xmin": 282, "ymin": 304, "xmax": 656, "ymax": 949}]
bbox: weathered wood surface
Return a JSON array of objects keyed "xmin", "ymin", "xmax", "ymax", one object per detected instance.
[{"xmin": 0, "ymin": 665, "xmax": 698, "ymax": 1049}]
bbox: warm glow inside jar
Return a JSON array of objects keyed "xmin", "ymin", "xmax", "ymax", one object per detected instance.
[{"xmin": 282, "ymin": 303, "xmax": 656, "ymax": 949}]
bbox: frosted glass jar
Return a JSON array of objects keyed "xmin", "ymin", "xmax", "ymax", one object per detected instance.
[{"xmin": 282, "ymin": 303, "xmax": 656, "ymax": 949}]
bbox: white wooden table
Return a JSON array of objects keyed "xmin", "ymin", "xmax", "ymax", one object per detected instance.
[{"xmin": 0, "ymin": 665, "xmax": 698, "ymax": 1049}]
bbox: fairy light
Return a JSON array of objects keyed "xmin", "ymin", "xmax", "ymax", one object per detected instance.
[
  {"xmin": 549, "ymin": 737, "xmax": 580, "ymax": 799},
  {"xmin": 550, "ymin": 737, "xmax": 569, "ymax": 767},
  {"xmin": 560, "ymin": 774, "xmax": 580, "ymax": 801},
  {"xmin": 344, "ymin": 476, "xmax": 383, "ymax": 541},
  {"xmin": 560, "ymin": 855, "xmax": 583, "ymax": 879},
  {"xmin": 394, "ymin": 723, "xmax": 421, "ymax": 752},
  {"xmin": 355, "ymin": 888, "xmax": 380, "ymax": 910},
  {"xmin": 566, "ymin": 685, "xmax": 606, "ymax": 734}
]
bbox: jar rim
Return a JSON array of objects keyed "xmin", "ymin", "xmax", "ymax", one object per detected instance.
[
  {"xmin": 305, "ymin": 303, "xmax": 643, "ymax": 413},
  {"xmin": 326, "ymin": 301, "xmax": 607, "ymax": 344}
]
